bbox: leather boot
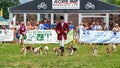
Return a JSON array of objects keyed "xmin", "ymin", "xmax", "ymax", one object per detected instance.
[{"xmin": 60, "ymin": 47, "xmax": 64, "ymax": 56}]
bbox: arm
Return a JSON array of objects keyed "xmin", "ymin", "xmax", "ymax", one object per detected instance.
[
  {"xmin": 65, "ymin": 23, "xmax": 69, "ymax": 33},
  {"xmin": 55, "ymin": 23, "xmax": 60, "ymax": 34}
]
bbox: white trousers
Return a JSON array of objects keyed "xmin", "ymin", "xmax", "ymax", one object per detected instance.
[
  {"xmin": 59, "ymin": 36, "xmax": 65, "ymax": 47},
  {"xmin": 19, "ymin": 34, "xmax": 23, "ymax": 44}
]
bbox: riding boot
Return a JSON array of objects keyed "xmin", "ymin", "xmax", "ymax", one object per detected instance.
[{"xmin": 60, "ymin": 47, "xmax": 64, "ymax": 56}]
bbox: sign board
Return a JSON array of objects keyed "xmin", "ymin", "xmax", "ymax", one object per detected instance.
[
  {"xmin": 52, "ymin": 0, "xmax": 80, "ymax": 9},
  {"xmin": 0, "ymin": 30, "xmax": 14, "ymax": 41},
  {"xmin": 24, "ymin": 30, "xmax": 58, "ymax": 44},
  {"xmin": 80, "ymin": 30, "xmax": 120, "ymax": 43},
  {"xmin": 24, "ymin": 30, "xmax": 73, "ymax": 44}
]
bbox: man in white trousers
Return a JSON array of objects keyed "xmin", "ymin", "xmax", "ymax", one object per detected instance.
[{"xmin": 55, "ymin": 16, "xmax": 69, "ymax": 56}]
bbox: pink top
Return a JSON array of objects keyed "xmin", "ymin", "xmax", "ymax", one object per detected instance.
[{"xmin": 19, "ymin": 25, "xmax": 26, "ymax": 35}]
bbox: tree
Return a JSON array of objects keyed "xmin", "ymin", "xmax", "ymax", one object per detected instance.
[{"xmin": 0, "ymin": 0, "xmax": 20, "ymax": 19}]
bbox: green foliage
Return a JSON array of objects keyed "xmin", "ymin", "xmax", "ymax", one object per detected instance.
[
  {"xmin": 0, "ymin": 0, "xmax": 20, "ymax": 19},
  {"xmin": 0, "ymin": 44, "xmax": 120, "ymax": 68},
  {"xmin": 102, "ymin": 0, "xmax": 120, "ymax": 6}
]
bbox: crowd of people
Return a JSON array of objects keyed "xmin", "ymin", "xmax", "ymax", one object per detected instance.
[
  {"xmin": 74, "ymin": 17, "xmax": 120, "ymax": 43},
  {"xmin": 76, "ymin": 18, "xmax": 105, "ymax": 32},
  {"xmin": 3, "ymin": 16, "xmax": 120, "ymax": 46},
  {"xmin": 7, "ymin": 18, "xmax": 74, "ymax": 46},
  {"xmin": 9, "ymin": 19, "xmax": 74, "ymax": 31}
]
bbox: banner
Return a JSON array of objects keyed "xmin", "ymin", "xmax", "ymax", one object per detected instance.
[
  {"xmin": 65, "ymin": 29, "xmax": 74, "ymax": 44},
  {"xmin": 0, "ymin": 30, "xmax": 14, "ymax": 41},
  {"xmin": 52, "ymin": 0, "xmax": 80, "ymax": 9},
  {"xmin": 24, "ymin": 30, "xmax": 58, "ymax": 44},
  {"xmin": 80, "ymin": 30, "xmax": 120, "ymax": 43},
  {"xmin": 24, "ymin": 30, "xmax": 73, "ymax": 44}
]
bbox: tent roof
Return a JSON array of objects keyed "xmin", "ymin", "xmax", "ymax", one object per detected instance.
[
  {"xmin": 0, "ymin": 16, "xmax": 9, "ymax": 25},
  {"xmin": 9, "ymin": 0, "xmax": 120, "ymax": 13},
  {"xmin": 0, "ymin": 16, "xmax": 8, "ymax": 21}
]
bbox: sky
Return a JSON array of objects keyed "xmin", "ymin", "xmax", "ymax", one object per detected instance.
[{"xmin": 19, "ymin": 0, "xmax": 33, "ymax": 4}]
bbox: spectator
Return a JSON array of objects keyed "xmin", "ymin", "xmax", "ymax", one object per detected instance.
[
  {"xmin": 2, "ymin": 26, "xmax": 8, "ymax": 44},
  {"xmin": 109, "ymin": 21, "xmax": 114, "ymax": 30},
  {"xmin": 102, "ymin": 22, "xmax": 107, "ymax": 31},
  {"xmin": 19, "ymin": 22, "xmax": 27, "ymax": 47},
  {"xmin": 43, "ymin": 19, "xmax": 49, "ymax": 30},
  {"xmin": 15, "ymin": 21, "xmax": 20, "ymax": 30},
  {"xmin": 50, "ymin": 21, "xmax": 57, "ymax": 29},
  {"xmin": 38, "ymin": 21, "xmax": 46, "ymax": 30},
  {"xmin": 88, "ymin": 23, "xmax": 94, "ymax": 30},
  {"xmin": 82, "ymin": 23, "xmax": 90, "ymax": 34},
  {"xmin": 10, "ymin": 21, "xmax": 15, "ymax": 30},
  {"xmin": 15, "ymin": 21, "xmax": 20, "ymax": 43},
  {"xmin": 10, "ymin": 21, "xmax": 16, "ymax": 43},
  {"xmin": 112, "ymin": 24, "xmax": 120, "ymax": 35},
  {"xmin": 33, "ymin": 22, "xmax": 39, "ymax": 30},
  {"xmin": 118, "ymin": 15, "xmax": 120, "ymax": 26},
  {"xmin": 79, "ymin": 23, "xmax": 84, "ymax": 31},
  {"xmin": 3, "ymin": 26, "xmax": 8, "ymax": 35},
  {"xmin": 92, "ymin": 21, "xmax": 103, "ymax": 31},
  {"xmin": 68, "ymin": 21, "xmax": 74, "ymax": 30},
  {"xmin": 27, "ymin": 21, "xmax": 33, "ymax": 30},
  {"xmin": 83, "ymin": 23, "xmax": 89, "ymax": 30},
  {"xmin": 74, "ymin": 23, "xmax": 83, "ymax": 40},
  {"xmin": 75, "ymin": 23, "xmax": 84, "ymax": 37}
]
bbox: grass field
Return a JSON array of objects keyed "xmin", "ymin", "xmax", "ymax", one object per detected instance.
[{"xmin": 0, "ymin": 43, "xmax": 120, "ymax": 68}]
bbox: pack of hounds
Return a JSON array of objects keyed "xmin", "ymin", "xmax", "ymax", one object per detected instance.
[
  {"xmin": 20, "ymin": 45, "xmax": 77, "ymax": 56},
  {"xmin": 20, "ymin": 44, "xmax": 117, "ymax": 56},
  {"xmin": 92, "ymin": 44, "xmax": 117, "ymax": 56}
]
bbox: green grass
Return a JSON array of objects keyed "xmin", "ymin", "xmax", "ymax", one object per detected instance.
[{"xmin": 0, "ymin": 43, "xmax": 120, "ymax": 68}]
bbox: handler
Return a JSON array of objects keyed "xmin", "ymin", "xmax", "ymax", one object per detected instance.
[{"xmin": 55, "ymin": 16, "xmax": 69, "ymax": 56}]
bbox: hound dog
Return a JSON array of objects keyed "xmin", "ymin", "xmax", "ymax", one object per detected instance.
[
  {"xmin": 111, "ymin": 44, "xmax": 117, "ymax": 51},
  {"xmin": 34, "ymin": 46, "xmax": 43, "ymax": 55},
  {"xmin": 106, "ymin": 46, "xmax": 112, "ymax": 56},
  {"xmin": 92, "ymin": 45, "xmax": 97, "ymax": 56},
  {"xmin": 20, "ymin": 45, "xmax": 34, "ymax": 55},
  {"xmin": 44, "ymin": 46, "xmax": 49, "ymax": 55},
  {"xmin": 106, "ymin": 44, "xmax": 117, "ymax": 56},
  {"xmin": 53, "ymin": 47, "xmax": 61, "ymax": 56},
  {"xmin": 66, "ymin": 46, "xmax": 77, "ymax": 55}
]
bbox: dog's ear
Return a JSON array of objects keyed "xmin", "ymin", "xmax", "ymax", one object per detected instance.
[
  {"xmin": 71, "ymin": 46, "xmax": 73, "ymax": 48},
  {"xmin": 30, "ymin": 45, "xmax": 33, "ymax": 47},
  {"xmin": 53, "ymin": 48, "xmax": 56, "ymax": 52},
  {"xmin": 73, "ymin": 48, "xmax": 77, "ymax": 51},
  {"xmin": 32, "ymin": 47, "xmax": 34, "ymax": 51},
  {"xmin": 40, "ymin": 47, "xmax": 43, "ymax": 50}
]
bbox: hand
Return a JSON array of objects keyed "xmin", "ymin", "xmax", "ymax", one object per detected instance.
[
  {"xmin": 22, "ymin": 32, "xmax": 26, "ymax": 35},
  {"xmin": 65, "ymin": 31, "xmax": 67, "ymax": 34},
  {"xmin": 57, "ymin": 31, "xmax": 60, "ymax": 34}
]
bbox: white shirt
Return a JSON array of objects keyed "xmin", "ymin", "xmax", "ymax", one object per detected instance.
[
  {"xmin": 15, "ymin": 25, "xmax": 20, "ymax": 30},
  {"xmin": 10, "ymin": 24, "xmax": 15, "ymax": 29},
  {"xmin": 61, "ymin": 23, "xmax": 64, "ymax": 27}
]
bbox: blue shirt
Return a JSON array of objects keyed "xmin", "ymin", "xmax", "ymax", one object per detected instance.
[
  {"xmin": 38, "ymin": 24, "xmax": 46, "ymax": 30},
  {"xmin": 93, "ymin": 25, "xmax": 102, "ymax": 30},
  {"xmin": 50, "ymin": 23, "xmax": 56, "ymax": 29},
  {"xmin": 69, "ymin": 24, "xmax": 74, "ymax": 30},
  {"xmin": 44, "ymin": 23, "xmax": 49, "ymax": 29}
]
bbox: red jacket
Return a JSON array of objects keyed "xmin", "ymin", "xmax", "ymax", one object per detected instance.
[{"xmin": 55, "ymin": 22, "xmax": 69, "ymax": 40}]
